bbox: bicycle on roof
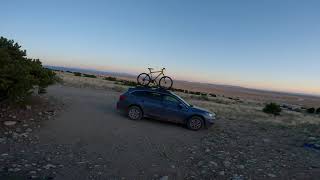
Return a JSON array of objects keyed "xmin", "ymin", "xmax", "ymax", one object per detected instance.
[{"xmin": 137, "ymin": 68, "xmax": 173, "ymax": 89}]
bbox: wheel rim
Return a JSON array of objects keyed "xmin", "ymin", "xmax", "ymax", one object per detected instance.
[
  {"xmin": 190, "ymin": 118, "xmax": 202, "ymax": 129},
  {"xmin": 137, "ymin": 74, "xmax": 150, "ymax": 86},
  {"xmin": 129, "ymin": 108, "xmax": 140, "ymax": 119},
  {"xmin": 159, "ymin": 76, "xmax": 172, "ymax": 89}
]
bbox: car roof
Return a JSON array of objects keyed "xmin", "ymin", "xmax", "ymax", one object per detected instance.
[{"xmin": 128, "ymin": 87, "xmax": 173, "ymax": 95}]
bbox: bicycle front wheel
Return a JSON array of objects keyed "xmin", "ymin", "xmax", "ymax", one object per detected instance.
[
  {"xmin": 159, "ymin": 76, "xmax": 173, "ymax": 89},
  {"xmin": 137, "ymin": 73, "xmax": 151, "ymax": 86}
]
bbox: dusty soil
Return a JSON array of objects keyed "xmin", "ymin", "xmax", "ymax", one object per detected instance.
[{"xmin": 0, "ymin": 84, "xmax": 320, "ymax": 179}]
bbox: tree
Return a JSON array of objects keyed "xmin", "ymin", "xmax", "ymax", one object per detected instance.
[
  {"xmin": 263, "ymin": 103, "xmax": 282, "ymax": 116},
  {"xmin": 0, "ymin": 37, "xmax": 57, "ymax": 102},
  {"xmin": 316, "ymin": 108, "xmax": 320, "ymax": 114}
]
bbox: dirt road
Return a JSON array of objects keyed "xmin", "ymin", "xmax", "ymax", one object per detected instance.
[
  {"xmin": 1, "ymin": 85, "xmax": 320, "ymax": 180},
  {"xmin": 1, "ymin": 85, "xmax": 208, "ymax": 179}
]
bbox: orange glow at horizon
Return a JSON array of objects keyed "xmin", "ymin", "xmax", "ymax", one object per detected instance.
[{"xmin": 44, "ymin": 59, "xmax": 320, "ymax": 96}]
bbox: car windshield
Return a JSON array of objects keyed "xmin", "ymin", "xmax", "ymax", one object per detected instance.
[{"xmin": 171, "ymin": 93, "xmax": 190, "ymax": 106}]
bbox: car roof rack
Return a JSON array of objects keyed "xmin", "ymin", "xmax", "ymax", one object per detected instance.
[{"xmin": 129, "ymin": 86, "xmax": 172, "ymax": 93}]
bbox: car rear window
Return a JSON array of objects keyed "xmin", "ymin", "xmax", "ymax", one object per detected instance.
[
  {"xmin": 145, "ymin": 92, "xmax": 162, "ymax": 101},
  {"xmin": 131, "ymin": 91, "xmax": 162, "ymax": 101}
]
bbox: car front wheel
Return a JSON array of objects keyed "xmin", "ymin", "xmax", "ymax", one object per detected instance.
[
  {"xmin": 128, "ymin": 106, "xmax": 142, "ymax": 120},
  {"xmin": 187, "ymin": 116, "xmax": 203, "ymax": 130}
]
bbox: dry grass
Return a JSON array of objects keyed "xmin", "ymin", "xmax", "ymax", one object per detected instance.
[
  {"xmin": 56, "ymin": 71, "xmax": 320, "ymax": 126},
  {"xmin": 56, "ymin": 72, "xmax": 128, "ymax": 92},
  {"xmin": 182, "ymin": 94, "xmax": 320, "ymax": 126}
]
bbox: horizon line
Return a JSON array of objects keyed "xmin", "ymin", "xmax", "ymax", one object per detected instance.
[{"xmin": 45, "ymin": 64, "xmax": 320, "ymax": 98}]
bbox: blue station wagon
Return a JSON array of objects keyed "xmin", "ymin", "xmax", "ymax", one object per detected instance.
[{"xmin": 116, "ymin": 87, "xmax": 216, "ymax": 130}]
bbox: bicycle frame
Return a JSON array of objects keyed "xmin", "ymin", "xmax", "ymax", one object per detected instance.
[{"xmin": 147, "ymin": 68, "xmax": 165, "ymax": 84}]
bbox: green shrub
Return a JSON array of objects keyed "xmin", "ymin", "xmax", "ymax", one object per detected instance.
[
  {"xmin": 200, "ymin": 94, "xmax": 209, "ymax": 101},
  {"xmin": 209, "ymin": 93, "xmax": 217, "ymax": 97},
  {"xmin": 316, "ymin": 108, "xmax": 320, "ymax": 114},
  {"xmin": 172, "ymin": 88, "xmax": 185, "ymax": 92},
  {"xmin": 83, "ymin": 74, "xmax": 97, "ymax": 78},
  {"xmin": 189, "ymin": 91, "xmax": 197, "ymax": 95},
  {"xmin": 263, "ymin": 103, "xmax": 281, "ymax": 116},
  {"xmin": 0, "ymin": 37, "xmax": 57, "ymax": 102},
  {"xmin": 73, "ymin": 72, "xmax": 82, "ymax": 76},
  {"xmin": 104, "ymin": 76, "xmax": 117, "ymax": 81},
  {"xmin": 307, "ymin": 107, "xmax": 315, "ymax": 114},
  {"xmin": 175, "ymin": 88, "xmax": 184, "ymax": 92}
]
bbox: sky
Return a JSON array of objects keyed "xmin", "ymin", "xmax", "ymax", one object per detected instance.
[{"xmin": 1, "ymin": 0, "xmax": 320, "ymax": 95}]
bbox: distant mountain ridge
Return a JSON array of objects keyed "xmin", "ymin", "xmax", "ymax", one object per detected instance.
[
  {"xmin": 45, "ymin": 65, "xmax": 135, "ymax": 77},
  {"xmin": 46, "ymin": 65, "xmax": 320, "ymax": 98}
]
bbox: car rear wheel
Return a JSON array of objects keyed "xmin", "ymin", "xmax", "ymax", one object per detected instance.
[
  {"xmin": 187, "ymin": 116, "xmax": 203, "ymax": 130},
  {"xmin": 128, "ymin": 106, "xmax": 142, "ymax": 120}
]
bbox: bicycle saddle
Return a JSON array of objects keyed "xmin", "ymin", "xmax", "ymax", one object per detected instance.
[{"xmin": 148, "ymin": 68, "xmax": 154, "ymax": 70}]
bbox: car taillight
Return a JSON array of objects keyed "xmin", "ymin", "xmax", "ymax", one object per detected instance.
[{"xmin": 119, "ymin": 95, "xmax": 126, "ymax": 101}]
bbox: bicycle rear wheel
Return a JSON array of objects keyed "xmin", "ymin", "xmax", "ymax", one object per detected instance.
[
  {"xmin": 137, "ymin": 73, "xmax": 151, "ymax": 86},
  {"xmin": 159, "ymin": 76, "xmax": 173, "ymax": 89}
]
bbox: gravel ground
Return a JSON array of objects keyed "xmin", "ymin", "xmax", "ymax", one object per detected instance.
[{"xmin": 0, "ymin": 84, "xmax": 319, "ymax": 180}]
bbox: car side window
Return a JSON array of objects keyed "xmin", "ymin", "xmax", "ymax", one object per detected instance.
[
  {"xmin": 145, "ymin": 92, "xmax": 162, "ymax": 101},
  {"xmin": 163, "ymin": 95, "xmax": 179, "ymax": 105}
]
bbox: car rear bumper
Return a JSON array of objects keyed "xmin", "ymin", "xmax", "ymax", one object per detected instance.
[{"xmin": 116, "ymin": 101, "xmax": 127, "ymax": 112}]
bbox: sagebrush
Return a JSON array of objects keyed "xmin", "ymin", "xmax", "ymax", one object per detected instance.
[
  {"xmin": 83, "ymin": 74, "xmax": 97, "ymax": 78},
  {"xmin": 263, "ymin": 103, "xmax": 281, "ymax": 115},
  {"xmin": 104, "ymin": 76, "xmax": 117, "ymax": 81},
  {"xmin": 307, "ymin": 108, "xmax": 315, "ymax": 114},
  {"xmin": 73, "ymin": 72, "xmax": 82, "ymax": 76}
]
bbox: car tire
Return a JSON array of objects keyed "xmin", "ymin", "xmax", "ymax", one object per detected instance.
[
  {"xmin": 187, "ymin": 116, "xmax": 203, "ymax": 131},
  {"xmin": 128, "ymin": 106, "xmax": 143, "ymax": 120}
]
